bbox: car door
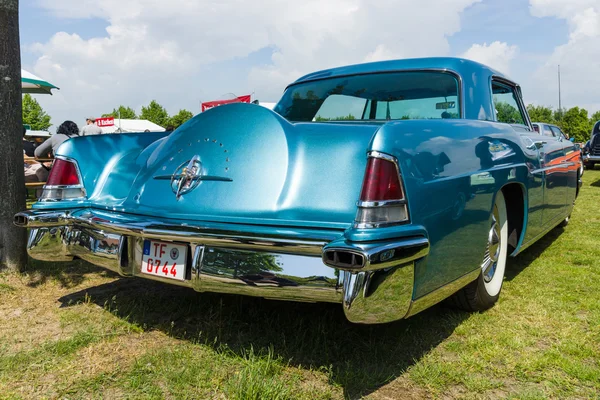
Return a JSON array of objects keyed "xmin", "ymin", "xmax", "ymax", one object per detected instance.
[
  {"xmin": 549, "ymin": 125, "xmax": 579, "ymax": 208},
  {"xmin": 491, "ymin": 79, "xmax": 547, "ymax": 238},
  {"xmin": 539, "ymin": 135, "xmax": 567, "ymax": 225}
]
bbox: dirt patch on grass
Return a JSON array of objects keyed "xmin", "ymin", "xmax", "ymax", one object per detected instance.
[
  {"xmin": 367, "ymin": 376, "xmax": 431, "ymax": 400},
  {"xmin": 0, "ymin": 270, "xmax": 118, "ymax": 355},
  {"xmin": 73, "ymin": 330, "xmax": 175, "ymax": 378}
]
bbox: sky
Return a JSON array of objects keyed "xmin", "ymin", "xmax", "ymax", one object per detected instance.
[{"xmin": 19, "ymin": 0, "xmax": 600, "ymax": 129}]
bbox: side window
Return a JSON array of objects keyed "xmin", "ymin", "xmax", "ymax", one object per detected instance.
[
  {"xmin": 491, "ymin": 81, "xmax": 526, "ymax": 125},
  {"xmin": 550, "ymin": 126, "xmax": 566, "ymax": 139},
  {"xmin": 543, "ymin": 125, "xmax": 555, "ymax": 137}
]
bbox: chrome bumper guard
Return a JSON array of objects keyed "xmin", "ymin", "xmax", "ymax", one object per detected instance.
[{"xmin": 15, "ymin": 209, "xmax": 430, "ymax": 324}]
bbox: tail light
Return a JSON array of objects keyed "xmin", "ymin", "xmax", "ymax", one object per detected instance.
[
  {"xmin": 40, "ymin": 157, "xmax": 86, "ymax": 201},
  {"xmin": 354, "ymin": 152, "xmax": 408, "ymax": 228}
]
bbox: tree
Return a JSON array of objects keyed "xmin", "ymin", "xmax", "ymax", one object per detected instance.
[
  {"xmin": 22, "ymin": 93, "xmax": 51, "ymax": 130},
  {"xmin": 140, "ymin": 100, "xmax": 169, "ymax": 127},
  {"xmin": 558, "ymin": 107, "xmax": 592, "ymax": 143},
  {"xmin": 315, "ymin": 113, "xmax": 356, "ymax": 121},
  {"xmin": 526, "ymin": 104, "xmax": 554, "ymax": 124},
  {"xmin": 553, "ymin": 108, "xmax": 564, "ymax": 124},
  {"xmin": 102, "ymin": 105, "xmax": 137, "ymax": 119},
  {"xmin": 591, "ymin": 111, "xmax": 600, "ymax": 124},
  {"xmin": 0, "ymin": 0, "xmax": 27, "ymax": 271},
  {"xmin": 169, "ymin": 109, "xmax": 194, "ymax": 128},
  {"xmin": 495, "ymin": 101, "xmax": 522, "ymax": 124}
]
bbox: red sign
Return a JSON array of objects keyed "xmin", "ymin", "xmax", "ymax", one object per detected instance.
[
  {"xmin": 96, "ymin": 117, "xmax": 115, "ymax": 127},
  {"xmin": 201, "ymin": 95, "xmax": 252, "ymax": 112}
]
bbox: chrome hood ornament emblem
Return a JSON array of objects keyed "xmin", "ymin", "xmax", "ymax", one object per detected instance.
[{"xmin": 153, "ymin": 154, "xmax": 233, "ymax": 200}]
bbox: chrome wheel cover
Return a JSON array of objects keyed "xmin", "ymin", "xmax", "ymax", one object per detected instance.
[{"xmin": 482, "ymin": 204, "xmax": 501, "ymax": 283}]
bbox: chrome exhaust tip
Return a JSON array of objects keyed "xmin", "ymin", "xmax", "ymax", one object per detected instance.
[
  {"xmin": 14, "ymin": 213, "xmax": 29, "ymax": 227},
  {"xmin": 323, "ymin": 249, "xmax": 366, "ymax": 269}
]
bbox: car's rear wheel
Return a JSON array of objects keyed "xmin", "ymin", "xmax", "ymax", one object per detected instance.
[{"xmin": 450, "ymin": 191, "xmax": 508, "ymax": 311}]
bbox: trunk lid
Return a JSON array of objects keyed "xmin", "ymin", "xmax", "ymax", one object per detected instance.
[{"xmin": 101, "ymin": 104, "xmax": 380, "ymax": 228}]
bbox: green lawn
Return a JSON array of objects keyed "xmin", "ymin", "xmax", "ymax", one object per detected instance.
[{"xmin": 1, "ymin": 171, "xmax": 599, "ymax": 399}]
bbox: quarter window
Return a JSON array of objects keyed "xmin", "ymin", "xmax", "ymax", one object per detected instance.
[{"xmin": 491, "ymin": 81, "xmax": 526, "ymax": 126}]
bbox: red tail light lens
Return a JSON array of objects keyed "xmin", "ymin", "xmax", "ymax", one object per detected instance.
[
  {"xmin": 39, "ymin": 158, "xmax": 86, "ymax": 201},
  {"xmin": 355, "ymin": 154, "xmax": 408, "ymax": 228},
  {"xmin": 46, "ymin": 159, "xmax": 81, "ymax": 186},
  {"xmin": 360, "ymin": 157, "xmax": 403, "ymax": 201}
]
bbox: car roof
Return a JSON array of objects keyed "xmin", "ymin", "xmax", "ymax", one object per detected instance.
[{"xmin": 292, "ymin": 57, "xmax": 509, "ymax": 85}]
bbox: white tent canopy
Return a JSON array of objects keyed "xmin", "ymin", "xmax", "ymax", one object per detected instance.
[
  {"xmin": 259, "ymin": 102, "xmax": 277, "ymax": 110},
  {"xmin": 99, "ymin": 119, "xmax": 166, "ymax": 134},
  {"xmin": 21, "ymin": 69, "xmax": 59, "ymax": 95}
]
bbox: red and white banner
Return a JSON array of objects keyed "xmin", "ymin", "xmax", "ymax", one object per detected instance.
[
  {"xmin": 96, "ymin": 117, "xmax": 115, "ymax": 127},
  {"xmin": 201, "ymin": 95, "xmax": 252, "ymax": 112}
]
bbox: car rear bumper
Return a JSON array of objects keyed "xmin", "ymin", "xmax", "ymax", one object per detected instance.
[{"xmin": 15, "ymin": 208, "xmax": 430, "ymax": 324}]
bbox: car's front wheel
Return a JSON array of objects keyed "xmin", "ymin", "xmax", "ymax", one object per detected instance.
[{"xmin": 450, "ymin": 190, "xmax": 508, "ymax": 311}]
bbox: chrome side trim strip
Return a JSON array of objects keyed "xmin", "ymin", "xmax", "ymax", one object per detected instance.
[{"xmin": 530, "ymin": 163, "xmax": 575, "ymax": 175}]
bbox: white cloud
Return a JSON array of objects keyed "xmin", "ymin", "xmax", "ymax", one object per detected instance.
[
  {"xmin": 460, "ymin": 41, "xmax": 518, "ymax": 75},
  {"xmin": 528, "ymin": 0, "xmax": 600, "ymax": 113},
  {"xmin": 28, "ymin": 0, "xmax": 481, "ymax": 127}
]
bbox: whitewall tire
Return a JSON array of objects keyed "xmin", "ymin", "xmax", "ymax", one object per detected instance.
[{"xmin": 450, "ymin": 190, "xmax": 508, "ymax": 311}]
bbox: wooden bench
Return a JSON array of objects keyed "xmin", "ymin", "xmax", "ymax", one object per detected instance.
[{"xmin": 25, "ymin": 182, "xmax": 46, "ymax": 188}]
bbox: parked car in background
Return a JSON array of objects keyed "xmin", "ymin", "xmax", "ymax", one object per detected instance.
[
  {"xmin": 532, "ymin": 122, "xmax": 584, "ymax": 176},
  {"xmin": 583, "ymin": 120, "xmax": 600, "ymax": 169},
  {"xmin": 15, "ymin": 58, "xmax": 581, "ymax": 324}
]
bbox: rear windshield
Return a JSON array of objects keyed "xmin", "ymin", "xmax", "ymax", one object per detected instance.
[{"xmin": 275, "ymin": 71, "xmax": 460, "ymax": 122}]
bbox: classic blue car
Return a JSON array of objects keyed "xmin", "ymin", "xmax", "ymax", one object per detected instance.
[
  {"xmin": 15, "ymin": 58, "xmax": 581, "ymax": 324},
  {"xmin": 583, "ymin": 120, "xmax": 600, "ymax": 169}
]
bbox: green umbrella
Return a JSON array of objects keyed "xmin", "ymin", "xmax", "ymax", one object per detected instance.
[{"xmin": 21, "ymin": 69, "xmax": 59, "ymax": 95}]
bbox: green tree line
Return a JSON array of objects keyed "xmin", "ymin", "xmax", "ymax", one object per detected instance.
[
  {"xmin": 102, "ymin": 100, "xmax": 194, "ymax": 129},
  {"xmin": 527, "ymin": 105, "xmax": 600, "ymax": 143},
  {"xmin": 22, "ymin": 94, "xmax": 600, "ymax": 142},
  {"xmin": 21, "ymin": 96, "xmax": 196, "ymax": 131}
]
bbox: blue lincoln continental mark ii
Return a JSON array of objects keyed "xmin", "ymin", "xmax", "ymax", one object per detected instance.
[{"xmin": 15, "ymin": 58, "xmax": 582, "ymax": 324}]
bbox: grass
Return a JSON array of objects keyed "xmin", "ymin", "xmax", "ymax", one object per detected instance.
[{"xmin": 1, "ymin": 171, "xmax": 600, "ymax": 399}]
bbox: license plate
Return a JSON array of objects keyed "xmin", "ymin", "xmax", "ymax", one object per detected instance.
[{"xmin": 141, "ymin": 240, "xmax": 187, "ymax": 281}]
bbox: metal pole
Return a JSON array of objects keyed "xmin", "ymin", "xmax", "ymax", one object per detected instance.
[{"xmin": 558, "ymin": 65, "xmax": 562, "ymax": 114}]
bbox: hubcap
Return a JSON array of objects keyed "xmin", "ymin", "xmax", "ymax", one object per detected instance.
[{"xmin": 482, "ymin": 204, "xmax": 501, "ymax": 283}]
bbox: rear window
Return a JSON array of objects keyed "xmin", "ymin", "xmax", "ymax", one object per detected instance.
[{"xmin": 275, "ymin": 71, "xmax": 460, "ymax": 122}]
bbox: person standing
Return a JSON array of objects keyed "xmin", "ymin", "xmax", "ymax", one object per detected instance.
[
  {"xmin": 81, "ymin": 117, "xmax": 103, "ymax": 135},
  {"xmin": 22, "ymin": 126, "xmax": 36, "ymax": 157}
]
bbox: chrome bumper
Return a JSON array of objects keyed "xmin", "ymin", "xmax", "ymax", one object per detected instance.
[
  {"xmin": 15, "ymin": 208, "xmax": 430, "ymax": 324},
  {"xmin": 584, "ymin": 154, "xmax": 600, "ymax": 162}
]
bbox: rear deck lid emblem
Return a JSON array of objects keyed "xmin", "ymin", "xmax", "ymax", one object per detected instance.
[{"xmin": 153, "ymin": 154, "xmax": 233, "ymax": 200}]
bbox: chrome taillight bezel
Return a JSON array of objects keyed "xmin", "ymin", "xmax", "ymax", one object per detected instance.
[
  {"xmin": 39, "ymin": 156, "xmax": 87, "ymax": 202},
  {"xmin": 354, "ymin": 151, "xmax": 409, "ymax": 229}
]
